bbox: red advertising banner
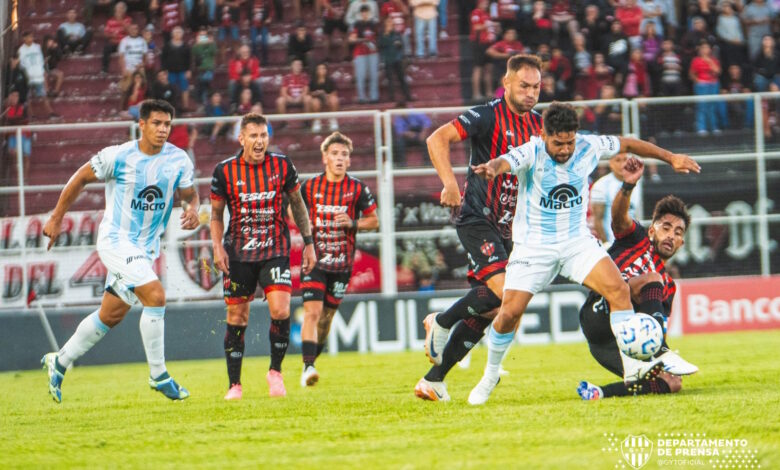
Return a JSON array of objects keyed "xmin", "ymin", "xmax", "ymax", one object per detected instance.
[{"xmin": 677, "ymin": 275, "xmax": 780, "ymax": 334}]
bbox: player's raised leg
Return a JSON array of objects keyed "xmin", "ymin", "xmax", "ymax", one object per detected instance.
[
  {"xmin": 266, "ymin": 288, "xmax": 291, "ymax": 397},
  {"xmin": 134, "ymin": 280, "xmax": 189, "ymax": 401},
  {"xmin": 42, "ymin": 290, "xmax": 130, "ymax": 403}
]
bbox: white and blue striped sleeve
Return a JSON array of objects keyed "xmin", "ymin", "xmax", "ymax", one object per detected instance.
[
  {"xmin": 178, "ymin": 153, "xmax": 195, "ymax": 189},
  {"xmin": 89, "ymin": 145, "xmax": 119, "ymax": 180},
  {"xmin": 499, "ymin": 141, "xmax": 534, "ymax": 176},
  {"xmin": 587, "ymin": 134, "xmax": 621, "ymax": 160}
]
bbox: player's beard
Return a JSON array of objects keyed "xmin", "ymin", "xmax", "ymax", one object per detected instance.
[{"xmin": 507, "ymin": 92, "xmax": 536, "ymax": 114}]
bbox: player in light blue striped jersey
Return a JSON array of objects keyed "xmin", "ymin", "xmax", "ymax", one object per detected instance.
[
  {"xmin": 467, "ymin": 102, "xmax": 701, "ymax": 405},
  {"xmin": 41, "ymin": 100, "xmax": 201, "ymax": 403}
]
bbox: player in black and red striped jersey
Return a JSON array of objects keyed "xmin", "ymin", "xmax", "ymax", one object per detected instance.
[
  {"xmin": 578, "ymin": 156, "xmax": 698, "ymax": 401},
  {"xmin": 298, "ymin": 132, "xmax": 378, "ymax": 386},
  {"xmin": 415, "ymin": 54, "xmax": 543, "ymax": 402},
  {"xmin": 210, "ymin": 113, "xmax": 317, "ymax": 400}
]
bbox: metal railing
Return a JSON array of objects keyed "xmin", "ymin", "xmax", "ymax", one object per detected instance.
[{"xmin": 0, "ymin": 93, "xmax": 778, "ymax": 308}]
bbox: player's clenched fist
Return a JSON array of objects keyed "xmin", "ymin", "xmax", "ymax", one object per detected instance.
[
  {"xmin": 213, "ymin": 244, "xmax": 229, "ymax": 274},
  {"xmin": 42, "ymin": 216, "xmax": 62, "ymax": 250},
  {"xmin": 440, "ymin": 184, "xmax": 462, "ymax": 208}
]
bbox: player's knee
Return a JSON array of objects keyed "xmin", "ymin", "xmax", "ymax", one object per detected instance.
[
  {"xmin": 604, "ymin": 280, "xmax": 631, "ymax": 305},
  {"xmin": 303, "ymin": 305, "xmax": 322, "ymax": 323},
  {"xmin": 269, "ymin": 305, "xmax": 290, "ymax": 320}
]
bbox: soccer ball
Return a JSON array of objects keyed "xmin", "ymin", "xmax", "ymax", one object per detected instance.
[{"xmin": 615, "ymin": 313, "xmax": 663, "ymax": 360}]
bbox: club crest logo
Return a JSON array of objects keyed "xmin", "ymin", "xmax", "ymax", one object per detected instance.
[
  {"xmin": 480, "ymin": 241, "xmax": 495, "ymax": 257},
  {"xmin": 621, "ymin": 435, "xmax": 653, "ymax": 469},
  {"xmin": 178, "ymin": 225, "xmax": 220, "ymax": 291}
]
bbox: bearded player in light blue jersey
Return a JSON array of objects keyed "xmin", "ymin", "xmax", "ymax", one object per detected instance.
[
  {"xmin": 41, "ymin": 100, "xmax": 200, "ymax": 403},
  {"xmin": 467, "ymin": 102, "xmax": 701, "ymax": 405}
]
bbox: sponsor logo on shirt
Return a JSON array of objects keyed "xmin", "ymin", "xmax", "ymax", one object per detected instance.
[
  {"xmin": 539, "ymin": 183, "xmax": 583, "ymax": 210},
  {"xmin": 131, "ymin": 185, "xmax": 166, "ymax": 211},
  {"xmin": 239, "ymin": 191, "xmax": 276, "ymax": 202}
]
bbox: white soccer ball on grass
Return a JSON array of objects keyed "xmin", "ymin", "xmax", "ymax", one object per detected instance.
[{"xmin": 615, "ymin": 312, "xmax": 663, "ymax": 360}]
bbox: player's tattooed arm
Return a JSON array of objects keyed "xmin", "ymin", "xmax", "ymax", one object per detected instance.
[
  {"xmin": 289, "ymin": 189, "xmax": 317, "ymax": 274},
  {"xmin": 289, "ymin": 189, "xmax": 312, "ymax": 237},
  {"xmin": 43, "ymin": 162, "xmax": 99, "ymax": 250},
  {"xmin": 178, "ymin": 186, "xmax": 200, "ymax": 230},
  {"xmin": 611, "ymin": 157, "xmax": 644, "ymax": 236},
  {"xmin": 618, "ymin": 137, "xmax": 701, "ymax": 174}
]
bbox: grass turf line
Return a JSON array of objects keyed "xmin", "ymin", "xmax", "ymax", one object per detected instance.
[{"xmin": 1, "ymin": 330, "xmax": 778, "ymax": 469}]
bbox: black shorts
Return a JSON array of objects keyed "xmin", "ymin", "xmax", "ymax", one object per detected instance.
[
  {"xmin": 301, "ymin": 267, "xmax": 351, "ymax": 309},
  {"xmin": 323, "ymin": 18, "xmax": 347, "ymax": 35},
  {"xmin": 457, "ymin": 222, "xmax": 513, "ymax": 287},
  {"xmin": 472, "ymin": 42, "xmax": 490, "ymax": 66},
  {"xmin": 223, "ymin": 257, "xmax": 292, "ymax": 304}
]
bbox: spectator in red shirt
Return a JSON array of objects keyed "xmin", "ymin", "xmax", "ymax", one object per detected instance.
[
  {"xmin": 228, "ymin": 45, "xmax": 261, "ymax": 104},
  {"xmin": 276, "ymin": 58, "xmax": 311, "ymax": 114},
  {"xmin": 549, "ymin": 0, "xmax": 578, "ymax": 45},
  {"xmin": 486, "ymin": 28, "xmax": 524, "ymax": 79},
  {"xmin": 381, "ymin": 0, "xmax": 411, "ymax": 56},
  {"xmin": 102, "ymin": 1, "xmax": 132, "ymax": 73},
  {"xmin": 548, "ymin": 46, "xmax": 572, "ymax": 96},
  {"xmin": 615, "ymin": 0, "xmax": 643, "ymax": 49},
  {"xmin": 690, "ymin": 41, "xmax": 725, "ymax": 134},
  {"xmin": 120, "ymin": 70, "xmax": 147, "ymax": 120},
  {"xmin": 2, "ymin": 90, "xmax": 32, "ymax": 177},
  {"xmin": 469, "ymin": 0, "xmax": 496, "ymax": 101},
  {"xmin": 349, "ymin": 6, "xmax": 380, "ymax": 103},
  {"xmin": 530, "ymin": 1, "xmax": 553, "ymax": 49},
  {"xmin": 622, "ymin": 48, "xmax": 651, "ymax": 98},
  {"xmin": 577, "ymin": 52, "xmax": 614, "ymax": 100}
]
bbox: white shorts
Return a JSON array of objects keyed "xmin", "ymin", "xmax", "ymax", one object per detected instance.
[
  {"xmin": 98, "ymin": 244, "xmax": 159, "ymax": 306},
  {"xmin": 504, "ymin": 236, "xmax": 609, "ymax": 294}
]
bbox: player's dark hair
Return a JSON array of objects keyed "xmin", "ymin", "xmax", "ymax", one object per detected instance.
[
  {"xmin": 240, "ymin": 112, "xmax": 268, "ymax": 130},
  {"xmin": 506, "ymin": 54, "xmax": 542, "ymax": 75},
  {"xmin": 139, "ymin": 99, "xmax": 175, "ymax": 121},
  {"xmin": 542, "ymin": 102, "xmax": 579, "ymax": 135},
  {"xmin": 320, "ymin": 131, "xmax": 353, "ymax": 154},
  {"xmin": 652, "ymin": 195, "xmax": 691, "ymax": 230}
]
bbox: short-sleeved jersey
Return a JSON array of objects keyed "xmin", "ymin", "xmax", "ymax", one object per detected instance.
[
  {"xmin": 210, "ymin": 151, "xmax": 301, "ymax": 262},
  {"xmin": 608, "ymin": 220, "xmax": 676, "ymax": 315},
  {"xmin": 90, "ymin": 140, "xmax": 194, "ymax": 259},
  {"xmin": 301, "ymin": 173, "xmax": 377, "ymax": 272},
  {"xmin": 501, "ymin": 133, "xmax": 620, "ymax": 245},
  {"xmin": 590, "ymin": 172, "xmax": 640, "ymax": 244},
  {"xmin": 451, "ymin": 98, "xmax": 543, "ymax": 238}
]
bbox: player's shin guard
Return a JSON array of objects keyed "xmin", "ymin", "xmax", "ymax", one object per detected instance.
[
  {"xmin": 424, "ymin": 317, "xmax": 489, "ymax": 382},
  {"xmin": 140, "ymin": 306, "xmax": 167, "ymax": 378},
  {"xmin": 224, "ymin": 324, "xmax": 246, "ymax": 386},
  {"xmin": 436, "ymin": 286, "xmax": 502, "ymax": 329},
  {"xmin": 58, "ymin": 310, "xmax": 110, "ymax": 368},
  {"xmin": 486, "ymin": 324, "xmax": 514, "ymax": 377},
  {"xmin": 269, "ymin": 317, "xmax": 290, "ymax": 372}
]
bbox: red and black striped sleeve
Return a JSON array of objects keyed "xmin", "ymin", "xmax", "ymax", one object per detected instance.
[
  {"xmin": 282, "ymin": 156, "xmax": 301, "ymax": 194},
  {"xmin": 356, "ymin": 180, "xmax": 377, "ymax": 215},
  {"xmin": 210, "ymin": 161, "xmax": 228, "ymax": 201},
  {"xmin": 451, "ymin": 104, "xmax": 495, "ymax": 141}
]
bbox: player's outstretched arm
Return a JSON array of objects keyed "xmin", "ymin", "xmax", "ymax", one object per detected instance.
[
  {"xmin": 618, "ymin": 137, "xmax": 701, "ymax": 174},
  {"xmin": 43, "ymin": 162, "xmax": 99, "ymax": 250},
  {"xmin": 289, "ymin": 189, "xmax": 317, "ymax": 275},
  {"xmin": 426, "ymin": 122, "xmax": 463, "ymax": 208},
  {"xmin": 178, "ymin": 186, "xmax": 200, "ymax": 230},
  {"xmin": 471, "ymin": 157, "xmax": 511, "ymax": 180},
  {"xmin": 210, "ymin": 198, "xmax": 230, "ymax": 275},
  {"xmin": 611, "ymin": 156, "xmax": 644, "ymax": 236}
]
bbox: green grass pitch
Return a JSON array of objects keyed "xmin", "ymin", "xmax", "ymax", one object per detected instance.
[{"xmin": 2, "ymin": 330, "xmax": 778, "ymax": 469}]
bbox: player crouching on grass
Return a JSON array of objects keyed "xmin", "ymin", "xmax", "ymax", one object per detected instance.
[
  {"xmin": 41, "ymin": 99, "xmax": 199, "ymax": 402},
  {"xmin": 298, "ymin": 132, "xmax": 378, "ymax": 387},
  {"xmin": 577, "ymin": 156, "xmax": 698, "ymax": 400}
]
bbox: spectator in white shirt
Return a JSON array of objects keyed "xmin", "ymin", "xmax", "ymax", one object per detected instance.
[
  {"xmin": 345, "ymin": 0, "xmax": 379, "ymax": 26},
  {"xmin": 56, "ymin": 8, "xmax": 93, "ymax": 55},
  {"xmin": 18, "ymin": 31, "xmax": 57, "ymax": 118},
  {"xmin": 118, "ymin": 23, "xmax": 148, "ymax": 91}
]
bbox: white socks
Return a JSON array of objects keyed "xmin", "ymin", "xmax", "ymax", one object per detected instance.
[
  {"xmin": 140, "ymin": 306, "xmax": 167, "ymax": 379},
  {"xmin": 486, "ymin": 325, "xmax": 515, "ymax": 377},
  {"xmin": 610, "ymin": 308, "xmax": 635, "ymax": 337},
  {"xmin": 58, "ymin": 310, "xmax": 109, "ymax": 368}
]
